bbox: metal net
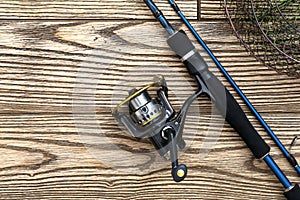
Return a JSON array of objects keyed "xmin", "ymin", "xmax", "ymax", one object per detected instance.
[{"xmin": 223, "ymin": 0, "xmax": 299, "ymax": 77}]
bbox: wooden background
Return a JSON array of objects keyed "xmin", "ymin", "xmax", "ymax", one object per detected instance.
[{"xmin": 0, "ymin": 0, "xmax": 299, "ymax": 199}]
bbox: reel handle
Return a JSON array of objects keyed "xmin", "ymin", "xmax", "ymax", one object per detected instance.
[{"xmin": 164, "ymin": 127, "xmax": 187, "ymax": 182}]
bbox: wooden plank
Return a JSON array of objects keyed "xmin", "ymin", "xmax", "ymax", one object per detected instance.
[
  {"xmin": 0, "ymin": 112, "xmax": 299, "ymax": 199},
  {"xmin": 0, "ymin": 0, "xmax": 197, "ymax": 19},
  {"xmin": 0, "ymin": 20, "xmax": 300, "ymax": 199},
  {"xmin": 0, "ymin": 21, "xmax": 299, "ymax": 113},
  {"xmin": 200, "ymin": 0, "xmax": 226, "ymax": 19}
]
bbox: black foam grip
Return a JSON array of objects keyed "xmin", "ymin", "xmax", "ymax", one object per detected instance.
[
  {"xmin": 203, "ymin": 71, "xmax": 270, "ymax": 158},
  {"xmin": 167, "ymin": 30, "xmax": 270, "ymax": 159},
  {"xmin": 284, "ymin": 184, "xmax": 300, "ymax": 200}
]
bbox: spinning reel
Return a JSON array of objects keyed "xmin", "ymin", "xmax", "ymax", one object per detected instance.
[
  {"xmin": 110, "ymin": 0, "xmax": 300, "ymax": 198},
  {"xmin": 113, "ymin": 75, "xmax": 202, "ymax": 182}
]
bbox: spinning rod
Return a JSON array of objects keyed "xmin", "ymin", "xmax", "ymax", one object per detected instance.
[
  {"xmin": 139, "ymin": 0, "xmax": 299, "ymax": 199},
  {"xmin": 111, "ymin": 0, "xmax": 300, "ymax": 199},
  {"xmin": 167, "ymin": 0, "xmax": 300, "ymax": 176}
]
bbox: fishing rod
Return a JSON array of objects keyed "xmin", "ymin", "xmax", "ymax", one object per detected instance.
[
  {"xmin": 167, "ymin": 0, "xmax": 300, "ymax": 177},
  {"xmin": 112, "ymin": 0, "xmax": 299, "ymax": 198},
  {"xmin": 135, "ymin": 0, "xmax": 299, "ymax": 199}
]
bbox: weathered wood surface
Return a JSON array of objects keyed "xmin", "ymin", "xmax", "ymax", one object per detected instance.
[
  {"xmin": 0, "ymin": 0, "xmax": 197, "ymax": 19},
  {"xmin": 0, "ymin": 1, "xmax": 299, "ymax": 200},
  {"xmin": 0, "ymin": 0, "xmax": 226, "ymax": 20}
]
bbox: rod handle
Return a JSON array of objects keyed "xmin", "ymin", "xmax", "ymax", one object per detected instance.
[
  {"xmin": 284, "ymin": 184, "xmax": 300, "ymax": 200},
  {"xmin": 167, "ymin": 30, "xmax": 270, "ymax": 158},
  {"xmin": 203, "ymin": 71, "xmax": 270, "ymax": 158}
]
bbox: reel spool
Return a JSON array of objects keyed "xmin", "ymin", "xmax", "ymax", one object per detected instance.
[
  {"xmin": 112, "ymin": 75, "xmax": 201, "ymax": 182},
  {"xmin": 128, "ymin": 88, "xmax": 163, "ymax": 127}
]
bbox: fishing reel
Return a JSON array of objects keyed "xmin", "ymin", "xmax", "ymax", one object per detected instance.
[{"xmin": 113, "ymin": 75, "xmax": 202, "ymax": 182}]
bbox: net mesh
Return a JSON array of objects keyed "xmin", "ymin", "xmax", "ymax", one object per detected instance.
[{"xmin": 223, "ymin": 0, "xmax": 299, "ymax": 77}]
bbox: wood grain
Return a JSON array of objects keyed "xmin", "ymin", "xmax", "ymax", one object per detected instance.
[
  {"xmin": 200, "ymin": 0, "xmax": 226, "ymax": 19},
  {"xmin": 0, "ymin": 0, "xmax": 197, "ymax": 19},
  {"xmin": 0, "ymin": 0, "xmax": 225, "ymax": 20},
  {"xmin": 0, "ymin": 1, "xmax": 299, "ymax": 200}
]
